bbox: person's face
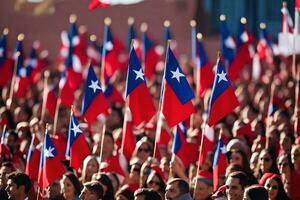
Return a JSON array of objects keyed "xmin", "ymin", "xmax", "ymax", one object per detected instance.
[
  {"xmin": 61, "ymin": 176, "xmax": 76, "ymax": 199},
  {"xmin": 48, "ymin": 181, "xmax": 61, "ymax": 198},
  {"xmin": 102, "ymin": 135, "xmax": 114, "ymax": 157},
  {"xmin": 79, "ymin": 187, "xmax": 98, "ymax": 200},
  {"xmin": 129, "ymin": 164, "xmax": 141, "ymax": 183},
  {"xmin": 259, "ymin": 151, "xmax": 272, "ymax": 173},
  {"xmin": 264, "ymin": 178, "xmax": 279, "ymax": 200},
  {"xmin": 165, "ymin": 182, "xmax": 181, "ymax": 200},
  {"xmin": 291, "ymin": 146, "xmax": 300, "ymax": 165},
  {"xmin": 5, "ymin": 179, "xmax": 23, "ymax": 200},
  {"xmin": 0, "ymin": 166, "xmax": 12, "ymax": 187},
  {"xmin": 225, "ymin": 177, "xmax": 244, "ymax": 200},
  {"xmin": 137, "ymin": 143, "xmax": 151, "ymax": 162},
  {"xmin": 280, "ymin": 134, "xmax": 292, "ymax": 152},
  {"xmin": 147, "ymin": 173, "xmax": 161, "ymax": 192},
  {"xmin": 277, "ymin": 156, "xmax": 290, "ymax": 174},
  {"xmin": 194, "ymin": 181, "xmax": 212, "ymax": 200},
  {"xmin": 86, "ymin": 159, "xmax": 99, "ymax": 178},
  {"xmin": 230, "ymin": 152, "xmax": 243, "ymax": 166},
  {"xmin": 5, "ymin": 134, "xmax": 16, "ymax": 149}
]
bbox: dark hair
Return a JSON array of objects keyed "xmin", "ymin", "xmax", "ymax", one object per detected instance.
[
  {"xmin": 268, "ymin": 176, "xmax": 290, "ymax": 200},
  {"xmin": 7, "ymin": 171, "xmax": 31, "ymax": 194},
  {"xmin": 63, "ymin": 172, "xmax": 82, "ymax": 196},
  {"xmin": 167, "ymin": 178, "xmax": 189, "ymax": 195},
  {"xmin": 227, "ymin": 171, "xmax": 250, "ymax": 189},
  {"xmin": 94, "ymin": 173, "xmax": 114, "ymax": 200},
  {"xmin": 244, "ymin": 185, "xmax": 268, "ymax": 200},
  {"xmin": 257, "ymin": 148, "xmax": 280, "ymax": 178},
  {"xmin": 134, "ymin": 188, "xmax": 162, "ymax": 200},
  {"xmin": 115, "ymin": 186, "xmax": 134, "ymax": 200},
  {"xmin": 277, "ymin": 153, "xmax": 294, "ymax": 171},
  {"xmin": 228, "ymin": 149, "xmax": 252, "ymax": 173},
  {"xmin": 6, "ymin": 129, "xmax": 18, "ymax": 142},
  {"xmin": 147, "ymin": 171, "xmax": 166, "ymax": 194},
  {"xmin": 1, "ymin": 161, "xmax": 14, "ymax": 170},
  {"xmin": 83, "ymin": 181, "xmax": 104, "ymax": 199}
]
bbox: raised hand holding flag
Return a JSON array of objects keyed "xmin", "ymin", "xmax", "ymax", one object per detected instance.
[
  {"xmin": 125, "ymin": 42, "xmax": 156, "ymax": 127},
  {"xmin": 207, "ymin": 53, "xmax": 239, "ymax": 126}
]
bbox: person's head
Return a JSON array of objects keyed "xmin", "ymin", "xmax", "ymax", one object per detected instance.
[
  {"xmin": 165, "ymin": 178, "xmax": 190, "ymax": 200},
  {"xmin": 264, "ymin": 175, "xmax": 289, "ymax": 200},
  {"xmin": 228, "ymin": 149, "xmax": 251, "ymax": 172},
  {"xmin": 5, "ymin": 171, "xmax": 31, "ymax": 200},
  {"xmin": 79, "ymin": 181, "xmax": 104, "ymax": 200},
  {"xmin": 134, "ymin": 188, "xmax": 162, "ymax": 200},
  {"xmin": 258, "ymin": 148, "xmax": 279, "ymax": 174},
  {"xmin": 276, "ymin": 154, "xmax": 293, "ymax": 175},
  {"xmin": 133, "ymin": 137, "xmax": 153, "ymax": 163},
  {"xmin": 47, "ymin": 180, "xmax": 61, "ymax": 199},
  {"xmin": 92, "ymin": 172, "xmax": 115, "ymax": 200},
  {"xmin": 102, "ymin": 131, "xmax": 115, "ymax": 159},
  {"xmin": 243, "ymin": 185, "xmax": 268, "ymax": 200},
  {"xmin": 225, "ymin": 171, "xmax": 250, "ymax": 200},
  {"xmin": 279, "ymin": 132, "xmax": 293, "ymax": 154},
  {"xmin": 129, "ymin": 162, "xmax": 142, "ymax": 184},
  {"xmin": 4, "ymin": 129, "xmax": 18, "ymax": 151},
  {"xmin": 81, "ymin": 155, "xmax": 99, "ymax": 183},
  {"xmin": 192, "ymin": 170, "xmax": 213, "ymax": 200},
  {"xmin": 146, "ymin": 167, "xmax": 166, "ymax": 194},
  {"xmin": 0, "ymin": 162, "xmax": 14, "ymax": 187},
  {"xmin": 61, "ymin": 172, "xmax": 82, "ymax": 199},
  {"xmin": 115, "ymin": 185, "xmax": 134, "ymax": 200},
  {"xmin": 291, "ymin": 145, "xmax": 300, "ymax": 167}
]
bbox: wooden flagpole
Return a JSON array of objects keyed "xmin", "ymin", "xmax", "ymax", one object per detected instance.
[
  {"xmin": 52, "ymin": 88, "xmax": 61, "ymax": 135},
  {"xmin": 265, "ymin": 82, "xmax": 275, "ymax": 149},
  {"xmin": 294, "ymin": 69, "xmax": 300, "ymax": 137},
  {"xmin": 41, "ymin": 70, "xmax": 50, "ymax": 122}
]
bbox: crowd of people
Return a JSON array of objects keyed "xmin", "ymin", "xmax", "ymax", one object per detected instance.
[{"xmin": 1, "ymin": 14, "xmax": 300, "ymax": 200}]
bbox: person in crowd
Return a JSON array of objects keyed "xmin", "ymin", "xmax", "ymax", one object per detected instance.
[
  {"xmin": 5, "ymin": 171, "xmax": 31, "ymax": 200},
  {"xmin": 80, "ymin": 155, "xmax": 99, "ymax": 184},
  {"xmin": 92, "ymin": 173, "xmax": 115, "ymax": 200},
  {"xmin": 131, "ymin": 137, "xmax": 153, "ymax": 164},
  {"xmin": 79, "ymin": 181, "xmax": 103, "ymax": 200},
  {"xmin": 115, "ymin": 185, "xmax": 134, "ymax": 200},
  {"xmin": 145, "ymin": 165, "xmax": 166, "ymax": 198},
  {"xmin": 45, "ymin": 180, "xmax": 63, "ymax": 200},
  {"xmin": 262, "ymin": 174, "xmax": 290, "ymax": 200},
  {"xmin": 0, "ymin": 162, "xmax": 14, "ymax": 200},
  {"xmin": 225, "ymin": 171, "xmax": 250, "ymax": 200},
  {"xmin": 243, "ymin": 185, "xmax": 269, "ymax": 200},
  {"xmin": 165, "ymin": 178, "xmax": 193, "ymax": 200},
  {"xmin": 276, "ymin": 153, "xmax": 293, "ymax": 197},
  {"xmin": 134, "ymin": 188, "xmax": 162, "ymax": 200},
  {"xmin": 255, "ymin": 148, "xmax": 279, "ymax": 179},
  {"xmin": 290, "ymin": 144, "xmax": 300, "ymax": 199},
  {"xmin": 191, "ymin": 170, "xmax": 213, "ymax": 200},
  {"xmin": 60, "ymin": 172, "xmax": 82, "ymax": 200}
]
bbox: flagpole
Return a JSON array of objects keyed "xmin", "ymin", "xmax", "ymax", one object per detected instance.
[
  {"xmin": 294, "ymin": 69, "xmax": 300, "ymax": 137},
  {"xmin": 190, "ymin": 20, "xmax": 197, "ymax": 65},
  {"xmin": 98, "ymin": 123, "xmax": 106, "ymax": 173},
  {"xmin": 41, "ymin": 70, "xmax": 50, "ymax": 123},
  {"xmin": 140, "ymin": 22, "xmax": 148, "ymax": 76},
  {"xmin": 52, "ymin": 88, "xmax": 61, "ymax": 135},
  {"xmin": 265, "ymin": 81, "xmax": 275, "ymax": 149},
  {"xmin": 152, "ymin": 40, "xmax": 171, "ymax": 159},
  {"xmin": 100, "ymin": 17, "xmax": 111, "ymax": 87},
  {"xmin": 7, "ymin": 34, "xmax": 23, "ymax": 109}
]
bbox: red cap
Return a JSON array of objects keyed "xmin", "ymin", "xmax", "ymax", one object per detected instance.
[
  {"xmin": 259, "ymin": 173, "xmax": 280, "ymax": 186},
  {"xmin": 151, "ymin": 164, "xmax": 165, "ymax": 180},
  {"xmin": 234, "ymin": 123, "xmax": 254, "ymax": 143}
]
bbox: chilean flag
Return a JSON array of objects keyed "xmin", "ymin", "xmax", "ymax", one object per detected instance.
[
  {"xmin": 38, "ymin": 130, "xmax": 65, "ymax": 189},
  {"xmin": 59, "ymin": 72, "xmax": 74, "ymax": 108},
  {"xmin": 0, "ymin": 31, "xmax": 13, "ymax": 87},
  {"xmin": 172, "ymin": 122, "xmax": 198, "ymax": 168},
  {"xmin": 103, "ymin": 79, "xmax": 124, "ymax": 104},
  {"xmin": 121, "ymin": 107, "xmax": 136, "ymax": 161},
  {"xmin": 163, "ymin": 21, "xmax": 177, "ymax": 52},
  {"xmin": 87, "ymin": 36, "xmax": 101, "ymax": 66},
  {"xmin": 198, "ymin": 125, "xmax": 215, "ymax": 166},
  {"xmin": 281, "ymin": 2, "xmax": 293, "ymax": 33},
  {"xmin": 125, "ymin": 46, "xmax": 156, "ymax": 127},
  {"xmin": 207, "ymin": 56, "xmax": 239, "ymax": 126},
  {"xmin": 0, "ymin": 127, "xmax": 11, "ymax": 160},
  {"xmin": 66, "ymin": 112, "xmax": 90, "ymax": 171},
  {"xmin": 14, "ymin": 39, "xmax": 31, "ymax": 99},
  {"xmin": 89, "ymin": 0, "xmax": 144, "ymax": 10},
  {"xmin": 81, "ymin": 64, "xmax": 109, "ymax": 124},
  {"xmin": 161, "ymin": 46, "xmax": 196, "ymax": 128},
  {"xmin": 195, "ymin": 35, "xmax": 214, "ymax": 97},
  {"xmin": 257, "ymin": 24, "xmax": 274, "ymax": 64},
  {"xmin": 25, "ymin": 134, "xmax": 40, "ymax": 181},
  {"xmin": 26, "ymin": 47, "xmax": 47, "ymax": 84},
  {"xmin": 127, "ymin": 18, "xmax": 142, "ymax": 59},
  {"xmin": 142, "ymin": 30, "xmax": 159, "ymax": 80},
  {"xmin": 45, "ymin": 85, "xmax": 57, "ymax": 118},
  {"xmin": 220, "ymin": 15, "xmax": 236, "ymax": 69},
  {"xmin": 101, "ymin": 21, "xmax": 125, "ymax": 81},
  {"xmin": 228, "ymin": 18, "xmax": 254, "ymax": 81},
  {"xmin": 213, "ymin": 137, "xmax": 227, "ymax": 191}
]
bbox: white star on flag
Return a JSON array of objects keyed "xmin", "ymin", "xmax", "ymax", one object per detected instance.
[
  {"xmin": 221, "ymin": 145, "xmax": 227, "ymax": 154},
  {"xmin": 170, "ymin": 67, "xmax": 185, "ymax": 83},
  {"xmin": 217, "ymin": 71, "xmax": 228, "ymax": 83},
  {"xmin": 44, "ymin": 146, "xmax": 55, "ymax": 158},
  {"xmin": 71, "ymin": 121, "xmax": 82, "ymax": 137},
  {"xmin": 88, "ymin": 80, "xmax": 101, "ymax": 93},
  {"xmin": 133, "ymin": 68, "xmax": 144, "ymax": 81},
  {"xmin": 104, "ymin": 41, "xmax": 113, "ymax": 51}
]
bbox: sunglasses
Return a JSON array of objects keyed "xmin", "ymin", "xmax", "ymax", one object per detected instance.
[
  {"xmin": 266, "ymin": 184, "xmax": 278, "ymax": 190},
  {"xmin": 148, "ymin": 180, "xmax": 160, "ymax": 185},
  {"xmin": 278, "ymin": 162, "xmax": 288, "ymax": 167},
  {"xmin": 138, "ymin": 148, "xmax": 150, "ymax": 153},
  {"xmin": 260, "ymin": 157, "xmax": 271, "ymax": 162}
]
